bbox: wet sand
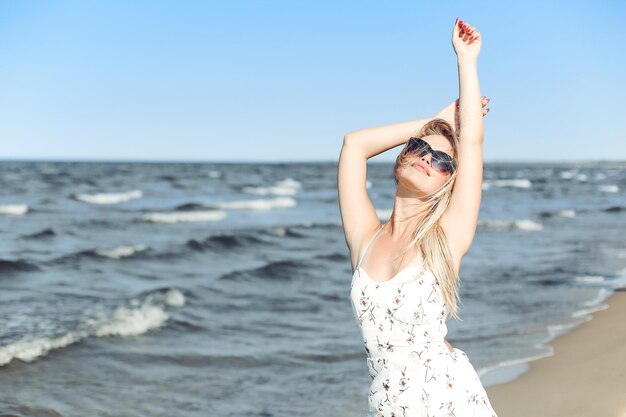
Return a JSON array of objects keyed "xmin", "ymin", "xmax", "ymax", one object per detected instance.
[{"xmin": 486, "ymin": 289, "xmax": 626, "ymax": 417}]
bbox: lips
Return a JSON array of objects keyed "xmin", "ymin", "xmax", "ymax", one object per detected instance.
[{"xmin": 412, "ymin": 162, "xmax": 429, "ymax": 175}]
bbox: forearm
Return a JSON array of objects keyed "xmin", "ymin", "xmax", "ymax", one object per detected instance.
[
  {"xmin": 457, "ymin": 57, "xmax": 484, "ymax": 144},
  {"xmin": 344, "ymin": 116, "xmax": 434, "ymax": 160}
]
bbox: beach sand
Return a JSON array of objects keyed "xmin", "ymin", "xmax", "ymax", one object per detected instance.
[{"xmin": 486, "ymin": 289, "xmax": 626, "ymax": 417}]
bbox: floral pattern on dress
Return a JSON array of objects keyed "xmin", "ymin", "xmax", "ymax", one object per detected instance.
[{"xmin": 350, "ymin": 225, "xmax": 498, "ymax": 417}]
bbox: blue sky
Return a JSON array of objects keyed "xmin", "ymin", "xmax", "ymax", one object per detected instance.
[{"xmin": 0, "ymin": 1, "xmax": 624, "ymax": 163}]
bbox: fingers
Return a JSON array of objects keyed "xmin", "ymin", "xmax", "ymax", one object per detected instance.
[
  {"xmin": 463, "ymin": 25, "xmax": 473, "ymax": 41},
  {"xmin": 469, "ymin": 30, "xmax": 481, "ymax": 43},
  {"xmin": 481, "ymin": 95, "xmax": 491, "ymax": 115},
  {"xmin": 456, "ymin": 19, "xmax": 481, "ymax": 43},
  {"xmin": 463, "ymin": 26, "xmax": 475, "ymax": 41},
  {"xmin": 457, "ymin": 96, "xmax": 490, "ymax": 111}
]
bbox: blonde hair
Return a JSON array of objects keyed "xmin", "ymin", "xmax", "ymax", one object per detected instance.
[{"xmin": 391, "ymin": 118, "xmax": 463, "ymax": 321}]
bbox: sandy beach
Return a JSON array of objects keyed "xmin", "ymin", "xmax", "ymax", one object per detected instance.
[{"xmin": 486, "ymin": 288, "xmax": 626, "ymax": 417}]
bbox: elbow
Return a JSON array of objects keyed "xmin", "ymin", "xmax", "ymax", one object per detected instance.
[
  {"xmin": 343, "ymin": 133, "xmax": 356, "ymax": 145},
  {"xmin": 343, "ymin": 133, "xmax": 358, "ymax": 150},
  {"xmin": 341, "ymin": 134, "xmax": 367, "ymax": 160}
]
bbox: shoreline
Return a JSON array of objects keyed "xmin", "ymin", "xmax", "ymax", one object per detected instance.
[{"xmin": 485, "ymin": 288, "xmax": 626, "ymax": 417}]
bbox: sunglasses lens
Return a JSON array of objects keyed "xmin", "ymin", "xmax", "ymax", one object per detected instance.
[
  {"xmin": 434, "ymin": 162, "xmax": 454, "ymax": 174},
  {"xmin": 407, "ymin": 138, "xmax": 429, "ymax": 154},
  {"xmin": 433, "ymin": 158, "xmax": 455, "ymax": 174},
  {"xmin": 407, "ymin": 137, "xmax": 456, "ymax": 174},
  {"xmin": 431, "ymin": 152, "xmax": 455, "ymax": 174}
]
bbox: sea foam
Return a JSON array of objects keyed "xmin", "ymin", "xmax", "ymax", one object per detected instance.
[
  {"xmin": 95, "ymin": 244, "xmax": 148, "ymax": 259},
  {"xmin": 242, "ymin": 178, "xmax": 302, "ymax": 196},
  {"xmin": 141, "ymin": 210, "xmax": 227, "ymax": 223},
  {"xmin": 203, "ymin": 197, "xmax": 297, "ymax": 210},
  {"xmin": 75, "ymin": 190, "xmax": 143, "ymax": 204},
  {"xmin": 479, "ymin": 219, "xmax": 544, "ymax": 231},
  {"xmin": 0, "ymin": 204, "xmax": 29, "ymax": 215},
  {"xmin": 0, "ymin": 288, "xmax": 185, "ymax": 366}
]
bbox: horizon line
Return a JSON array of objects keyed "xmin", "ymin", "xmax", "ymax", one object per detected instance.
[{"xmin": 0, "ymin": 157, "xmax": 625, "ymax": 165}]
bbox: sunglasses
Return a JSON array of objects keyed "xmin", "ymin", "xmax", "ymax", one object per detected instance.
[{"xmin": 406, "ymin": 137, "xmax": 457, "ymax": 175}]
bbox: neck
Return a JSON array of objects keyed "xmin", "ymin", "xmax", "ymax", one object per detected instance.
[{"xmin": 388, "ymin": 196, "xmax": 431, "ymax": 240}]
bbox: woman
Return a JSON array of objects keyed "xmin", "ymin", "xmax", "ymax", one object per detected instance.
[{"xmin": 337, "ymin": 19, "xmax": 498, "ymax": 416}]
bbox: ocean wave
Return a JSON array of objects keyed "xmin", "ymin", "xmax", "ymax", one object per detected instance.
[
  {"xmin": 174, "ymin": 202, "xmax": 205, "ymax": 211},
  {"xmin": 141, "ymin": 210, "xmax": 227, "ymax": 223},
  {"xmin": 540, "ymin": 209, "xmax": 577, "ymax": 218},
  {"xmin": 571, "ymin": 302, "xmax": 609, "ymax": 319},
  {"xmin": 0, "ymin": 204, "xmax": 28, "ymax": 215},
  {"xmin": 265, "ymin": 226, "xmax": 308, "ymax": 238},
  {"xmin": 477, "ymin": 350, "xmax": 554, "ymax": 383},
  {"xmin": 203, "ymin": 196, "xmax": 297, "ymax": 210},
  {"xmin": 581, "ymin": 288, "xmax": 612, "ymax": 307},
  {"xmin": 296, "ymin": 220, "xmax": 342, "ymax": 229},
  {"xmin": 94, "ymin": 244, "xmax": 148, "ymax": 259},
  {"xmin": 557, "ymin": 209, "xmax": 576, "ymax": 218},
  {"xmin": 594, "ymin": 172, "xmax": 607, "ymax": 180},
  {"xmin": 21, "ymin": 228, "xmax": 56, "ymax": 239},
  {"xmin": 220, "ymin": 259, "xmax": 310, "ymax": 282},
  {"xmin": 74, "ymin": 190, "xmax": 143, "ymax": 205},
  {"xmin": 241, "ymin": 178, "xmax": 302, "ymax": 196},
  {"xmin": 0, "ymin": 288, "xmax": 185, "ymax": 366},
  {"xmin": 598, "ymin": 184, "xmax": 619, "ymax": 193},
  {"xmin": 478, "ymin": 219, "xmax": 544, "ymax": 231},
  {"xmin": 483, "ymin": 179, "xmax": 532, "ymax": 189},
  {"xmin": 186, "ymin": 232, "xmax": 268, "ymax": 252},
  {"xmin": 574, "ymin": 275, "xmax": 605, "ymax": 284},
  {"xmin": 0, "ymin": 259, "xmax": 40, "ymax": 273},
  {"xmin": 52, "ymin": 244, "xmax": 149, "ymax": 264}
]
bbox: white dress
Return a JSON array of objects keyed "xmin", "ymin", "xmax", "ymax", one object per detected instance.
[{"xmin": 350, "ymin": 223, "xmax": 499, "ymax": 417}]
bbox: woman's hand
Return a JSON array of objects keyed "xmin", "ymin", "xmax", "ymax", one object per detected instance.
[
  {"xmin": 452, "ymin": 18, "xmax": 482, "ymax": 61},
  {"xmin": 434, "ymin": 96, "xmax": 491, "ymax": 136}
]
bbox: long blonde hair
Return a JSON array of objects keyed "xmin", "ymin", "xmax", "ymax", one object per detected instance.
[{"xmin": 391, "ymin": 118, "xmax": 463, "ymax": 321}]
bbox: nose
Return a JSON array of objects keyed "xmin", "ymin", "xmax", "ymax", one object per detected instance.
[{"xmin": 420, "ymin": 151, "xmax": 433, "ymax": 165}]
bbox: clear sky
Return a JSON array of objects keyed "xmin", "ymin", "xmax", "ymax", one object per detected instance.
[{"xmin": 0, "ymin": 1, "xmax": 624, "ymax": 163}]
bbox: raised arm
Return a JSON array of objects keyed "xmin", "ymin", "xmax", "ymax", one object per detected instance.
[
  {"xmin": 344, "ymin": 118, "xmax": 433, "ymax": 160},
  {"xmin": 338, "ymin": 116, "xmax": 433, "ymax": 269},
  {"xmin": 440, "ymin": 18, "xmax": 487, "ymax": 265}
]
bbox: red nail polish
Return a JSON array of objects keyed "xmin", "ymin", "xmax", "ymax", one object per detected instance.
[{"xmin": 455, "ymin": 17, "xmax": 458, "ymax": 24}]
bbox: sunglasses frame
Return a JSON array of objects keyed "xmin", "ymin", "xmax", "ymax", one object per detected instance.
[{"xmin": 406, "ymin": 137, "xmax": 457, "ymax": 175}]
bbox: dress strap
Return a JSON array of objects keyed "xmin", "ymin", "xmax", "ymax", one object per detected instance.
[{"xmin": 356, "ymin": 223, "xmax": 385, "ymax": 270}]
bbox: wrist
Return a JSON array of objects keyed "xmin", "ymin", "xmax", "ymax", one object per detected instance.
[{"xmin": 456, "ymin": 55, "xmax": 478, "ymax": 67}]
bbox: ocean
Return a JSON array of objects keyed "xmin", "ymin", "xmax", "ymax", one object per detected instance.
[{"xmin": 0, "ymin": 159, "xmax": 624, "ymax": 417}]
